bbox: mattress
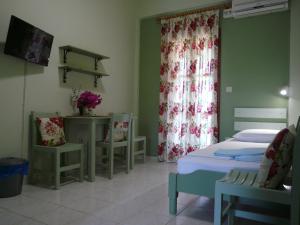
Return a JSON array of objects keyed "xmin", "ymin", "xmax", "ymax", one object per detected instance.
[{"xmin": 177, "ymin": 139, "xmax": 269, "ymax": 174}]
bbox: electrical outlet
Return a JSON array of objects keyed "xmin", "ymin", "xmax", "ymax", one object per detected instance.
[{"xmin": 226, "ymin": 86, "xmax": 232, "ymax": 93}]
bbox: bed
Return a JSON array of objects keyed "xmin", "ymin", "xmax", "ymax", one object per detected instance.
[{"xmin": 168, "ymin": 107, "xmax": 288, "ymax": 215}]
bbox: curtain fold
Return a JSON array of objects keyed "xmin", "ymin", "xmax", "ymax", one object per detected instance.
[{"xmin": 158, "ymin": 10, "xmax": 220, "ymax": 162}]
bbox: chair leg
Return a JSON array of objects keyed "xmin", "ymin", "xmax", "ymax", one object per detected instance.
[
  {"xmin": 143, "ymin": 138, "xmax": 146, "ymax": 163},
  {"xmin": 131, "ymin": 142, "xmax": 135, "ymax": 170},
  {"xmin": 28, "ymin": 152, "xmax": 36, "ymax": 185},
  {"xmin": 126, "ymin": 146, "xmax": 130, "ymax": 174},
  {"xmin": 108, "ymin": 146, "xmax": 114, "ymax": 179},
  {"xmin": 214, "ymin": 185, "xmax": 223, "ymax": 225},
  {"xmin": 54, "ymin": 151, "xmax": 60, "ymax": 189},
  {"xmin": 79, "ymin": 147, "xmax": 84, "ymax": 182},
  {"xmin": 130, "ymin": 117, "xmax": 134, "ymax": 170}
]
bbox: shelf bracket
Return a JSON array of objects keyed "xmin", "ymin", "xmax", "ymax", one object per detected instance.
[
  {"xmin": 94, "ymin": 57, "xmax": 100, "ymax": 70},
  {"xmin": 62, "ymin": 67, "xmax": 70, "ymax": 83},
  {"xmin": 94, "ymin": 75, "xmax": 102, "ymax": 87},
  {"xmin": 63, "ymin": 49, "xmax": 70, "ymax": 63}
]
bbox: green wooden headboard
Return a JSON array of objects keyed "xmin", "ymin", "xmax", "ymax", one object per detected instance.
[{"xmin": 233, "ymin": 107, "xmax": 287, "ymax": 131}]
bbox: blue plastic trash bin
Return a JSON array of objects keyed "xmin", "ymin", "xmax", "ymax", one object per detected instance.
[{"xmin": 0, "ymin": 157, "xmax": 29, "ymax": 198}]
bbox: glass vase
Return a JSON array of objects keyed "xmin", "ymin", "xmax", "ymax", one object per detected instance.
[{"xmin": 79, "ymin": 106, "xmax": 86, "ymax": 116}]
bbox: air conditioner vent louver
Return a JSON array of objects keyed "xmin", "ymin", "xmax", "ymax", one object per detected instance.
[{"xmin": 231, "ymin": 0, "xmax": 288, "ymax": 18}]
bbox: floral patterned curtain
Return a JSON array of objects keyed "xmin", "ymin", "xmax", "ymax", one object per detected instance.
[{"xmin": 158, "ymin": 10, "xmax": 220, "ymax": 162}]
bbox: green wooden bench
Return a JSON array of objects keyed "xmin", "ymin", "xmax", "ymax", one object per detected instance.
[
  {"xmin": 214, "ymin": 117, "xmax": 300, "ymax": 225},
  {"xmin": 214, "ymin": 169, "xmax": 291, "ymax": 225}
]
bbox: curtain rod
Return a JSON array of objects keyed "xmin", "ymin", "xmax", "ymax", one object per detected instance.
[{"xmin": 158, "ymin": 3, "xmax": 231, "ymax": 21}]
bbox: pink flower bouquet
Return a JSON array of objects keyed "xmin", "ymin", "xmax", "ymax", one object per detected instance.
[{"xmin": 77, "ymin": 91, "xmax": 102, "ymax": 109}]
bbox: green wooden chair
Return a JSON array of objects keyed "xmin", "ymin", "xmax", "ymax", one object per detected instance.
[
  {"xmin": 29, "ymin": 111, "xmax": 84, "ymax": 189},
  {"xmin": 96, "ymin": 113, "xmax": 132, "ymax": 179},
  {"xmin": 130, "ymin": 116, "xmax": 146, "ymax": 169}
]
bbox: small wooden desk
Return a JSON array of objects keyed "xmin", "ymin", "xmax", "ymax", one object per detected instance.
[{"xmin": 64, "ymin": 116, "xmax": 111, "ymax": 182}]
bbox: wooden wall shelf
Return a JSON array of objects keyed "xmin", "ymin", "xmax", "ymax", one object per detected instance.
[
  {"xmin": 59, "ymin": 66, "xmax": 109, "ymax": 87},
  {"xmin": 59, "ymin": 45, "xmax": 110, "ymax": 87},
  {"xmin": 60, "ymin": 45, "xmax": 109, "ymax": 70}
]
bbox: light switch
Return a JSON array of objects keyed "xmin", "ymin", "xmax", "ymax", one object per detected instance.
[{"xmin": 226, "ymin": 86, "xmax": 232, "ymax": 93}]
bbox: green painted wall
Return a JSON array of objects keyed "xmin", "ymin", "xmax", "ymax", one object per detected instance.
[
  {"xmin": 139, "ymin": 18, "xmax": 161, "ymax": 156},
  {"xmin": 139, "ymin": 12, "xmax": 290, "ymax": 155},
  {"xmin": 220, "ymin": 12, "xmax": 290, "ymax": 140}
]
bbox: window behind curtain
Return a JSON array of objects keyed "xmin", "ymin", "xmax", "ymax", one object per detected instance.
[{"xmin": 158, "ymin": 10, "xmax": 220, "ymax": 162}]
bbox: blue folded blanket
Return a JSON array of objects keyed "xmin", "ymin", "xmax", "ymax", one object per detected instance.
[
  {"xmin": 214, "ymin": 148, "xmax": 266, "ymax": 162},
  {"xmin": 214, "ymin": 148, "xmax": 265, "ymax": 157},
  {"xmin": 234, "ymin": 155, "xmax": 264, "ymax": 163}
]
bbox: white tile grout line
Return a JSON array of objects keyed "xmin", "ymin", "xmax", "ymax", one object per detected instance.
[{"xmin": 0, "ymin": 205, "xmax": 48, "ymax": 225}]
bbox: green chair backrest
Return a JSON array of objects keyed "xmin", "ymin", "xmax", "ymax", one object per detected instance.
[
  {"xmin": 108, "ymin": 113, "xmax": 132, "ymax": 143},
  {"xmin": 30, "ymin": 111, "xmax": 60, "ymax": 146}
]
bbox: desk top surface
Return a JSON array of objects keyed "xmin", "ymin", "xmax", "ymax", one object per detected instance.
[{"xmin": 64, "ymin": 115, "xmax": 111, "ymax": 119}]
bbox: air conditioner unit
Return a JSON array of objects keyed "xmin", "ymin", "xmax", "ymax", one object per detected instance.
[{"xmin": 231, "ymin": 0, "xmax": 288, "ymax": 18}]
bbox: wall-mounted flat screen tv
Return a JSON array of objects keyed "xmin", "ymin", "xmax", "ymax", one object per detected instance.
[{"xmin": 4, "ymin": 15, "xmax": 54, "ymax": 66}]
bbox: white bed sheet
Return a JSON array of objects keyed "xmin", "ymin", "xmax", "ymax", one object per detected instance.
[{"xmin": 177, "ymin": 139, "xmax": 269, "ymax": 174}]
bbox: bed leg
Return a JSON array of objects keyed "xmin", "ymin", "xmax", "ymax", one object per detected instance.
[
  {"xmin": 214, "ymin": 184, "xmax": 223, "ymax": 225},
  {"xmin": 169, "ymin": 173, "xmax": 178, "ymax": 215}
]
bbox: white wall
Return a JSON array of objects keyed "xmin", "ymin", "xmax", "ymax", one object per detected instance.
[
  {"xmin": 289, "ymin": 0, "xmax": 300, "ymax": 125},
  {"xmin": 0, "ymin": 0, "xmax": 137, "ymax": 158}
]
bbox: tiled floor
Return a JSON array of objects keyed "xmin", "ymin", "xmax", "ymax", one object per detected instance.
[{"xmin": 0, "ymin": 158, "xmax": 264, "ymax": 225}]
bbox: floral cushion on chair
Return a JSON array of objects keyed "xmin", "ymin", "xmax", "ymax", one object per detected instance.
[
  {"xmin": 257, "ymin": 125, "xmax": 296, "ymax": 189},
  {"xmin": 37, "ymin": 117, "xmax": 66, "ymax": 146},
  {"xmin": 105, "ymin": 121, "xmax": 129, "ymax": 142}
]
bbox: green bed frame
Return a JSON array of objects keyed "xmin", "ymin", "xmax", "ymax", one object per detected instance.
[
  {"xmin": 168, "ymin": 108, "xmax": 290, "ymax": 215},
  {"xmin": 169, "ymin": 116, "xmax": 300, "ymax": 225},
  {"xmin": 169, "ymin": 169, "xmax": 225, "ymax": 214}
]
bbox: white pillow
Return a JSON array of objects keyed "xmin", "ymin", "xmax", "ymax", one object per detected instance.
[{"xmin": 233, "ymin": 129, "xmax": 280, "ymax": 143}]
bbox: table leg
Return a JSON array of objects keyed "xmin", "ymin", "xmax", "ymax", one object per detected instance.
[
  {"xmin": 88, "ymin": 120, "xmax": 96, "ymax": 182},
  {"xmin": 64, "ymin": 120, "xmax": 71, "ymax": 141}
]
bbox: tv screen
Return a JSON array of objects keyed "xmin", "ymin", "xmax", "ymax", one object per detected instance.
[{"xmin": 4, "ymin": 15, "xmax": 54, "ymax": 66}]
